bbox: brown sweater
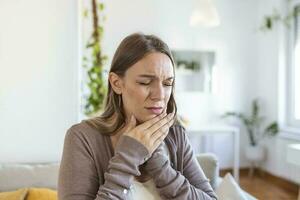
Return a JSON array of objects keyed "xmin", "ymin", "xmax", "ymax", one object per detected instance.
[{"xmin": 58, "ymin": 120, "xmax": 218, "ymax": 200}]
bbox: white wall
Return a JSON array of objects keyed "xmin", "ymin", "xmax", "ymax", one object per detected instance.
[
  {"xmin": 255, "ymin": 0, "xmax": 300, "ymax": 184},
  {"xmin": 0, "ymin": 0, "xmax": 260, "ymax": 167},
  {"xmin": 0, "ymin": 0, "xmax": 79, "ymax": 163},
  {"xmin": 102, "ymin": 0, "xmax": 261, "ymax": 168},
  {"xmin": 102, "ymin": 0, "xmax": 300, "ymax": 181},
  {"xmin": 1, "ymin": 0, "xmax": 299, "ymax": 185}
]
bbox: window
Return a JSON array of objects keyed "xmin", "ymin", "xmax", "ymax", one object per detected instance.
[
  {"xmin": 287, "ymin": 4, "xmax": 300, "ymax": 128},
  {"xmin": 294, "ymin": 5, "xmax": 300, "ymax": 121}
]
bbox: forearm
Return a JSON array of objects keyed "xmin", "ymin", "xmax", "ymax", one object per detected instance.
[
  {"xmin": 97, "ymin": 136, "xmax": 149, "ymax": 199},
  {"xmin": 151, "ymin": 161, "xmax": 217, "ymax": 199},
  {"xmin": 144, "ymin": 151, "xmax": 217, "ymax": 200}
]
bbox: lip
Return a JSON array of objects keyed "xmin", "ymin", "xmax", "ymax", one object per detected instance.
[{"xmin": 145, "ymin": 107, "xmax": 163, "ymax": 115}]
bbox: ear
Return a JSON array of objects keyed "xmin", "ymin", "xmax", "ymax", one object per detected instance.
[{"xmin": 109, "ymin": 72, "xmax": 124, "ymax": 94}]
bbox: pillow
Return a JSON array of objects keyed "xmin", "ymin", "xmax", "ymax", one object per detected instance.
[
  {"xmin": 0, "ymin": 163, "xmax": 60, "ymax": 192},
  {"xmin": 216, "ymin": 173, "xmax": 248, "ymax": 200},
  {"xmin": 25, "ymin": 188, "xmax": 57, "ymax": 200},
  {"xmin": 196, "ymin": 153, "xmax": 219, "ymax": 190},
  {"xmin": 0, "ymin": 188, "xmax": 28, "ymax": 200}
]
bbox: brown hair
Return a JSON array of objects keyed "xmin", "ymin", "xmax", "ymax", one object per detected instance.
[{"xmin": 85, "ymin": 33, "xmax": 178, "ymax": 135}]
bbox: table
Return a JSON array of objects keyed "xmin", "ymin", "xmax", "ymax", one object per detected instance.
[
  {"xmin": 186, "ymin": 124, "xmax": 240, "ymax": 182},
  {"xmin": 287, "ymin": 144, "xmax": 300, "ymax": 200}
]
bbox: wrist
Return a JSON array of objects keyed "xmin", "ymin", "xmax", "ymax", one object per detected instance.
[
  {"xmin": 115, "ymin": 135, "xmax": 150, "ymax": 166},
  {"xmin": 143, "ymin": 145, "xmax": 169, "ymax": 174}
]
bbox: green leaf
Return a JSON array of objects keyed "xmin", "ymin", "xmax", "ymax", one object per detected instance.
[
  {"xmin": 83, "ymin": 9, "xmax": 88, "ymax": 18},
  {"xmin": 221, "ymin": 98, "xmax": 279, "ymax": 145},
  {"xmin": 82, "ymin": 1, "xmax": 108, "ymax": 115},
  {"xmin": 97, "ymin": 26, "xmax": 104, "ymax": 35},
  {"xmin": 252, "ymin": 99, "xmax": 259, "ymax": 118},
  {"xmin": 266, "ymin": 17, "xmax": 273, "ymax": 29},
  {"xmin": 98, "ymin": 3, "xmax": 104, "ymax": 11},
  {"xmin": 221, "ymin": 112, "xmax": 240, "ymax": 118},
  {"xmin": 264, "ymin": 122, "xmax": 279, "ymax": 136},
  {"xmin": 86, "ymin": 42, "xmax": 94, "ymax": 48}
]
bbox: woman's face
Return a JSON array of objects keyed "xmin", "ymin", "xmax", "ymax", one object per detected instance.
[{"xmin": 112, "ymin": 52, "xmax": 174, "ymax": 124}]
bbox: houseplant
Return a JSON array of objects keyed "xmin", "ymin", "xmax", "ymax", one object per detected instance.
[
  {"xmin": 259, "ymin": 1, "xmax": 300, "ymax": 32},
  {"xmin": 222, "ymin": 99, "xmax": 279, "ymax": 162},
  {"xmin": 82, "ymin": 0, "xmax": 108, "ymax": 116}
]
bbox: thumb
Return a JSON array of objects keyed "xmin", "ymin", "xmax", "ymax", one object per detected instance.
[{"xmin": 125, "ymin": 115, "xmax": 136, "ymax": 132}]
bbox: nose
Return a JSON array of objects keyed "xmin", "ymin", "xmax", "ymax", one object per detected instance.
[{"xmin": 150, "ymin": 82, "xmax": 164, "ymax": 101}]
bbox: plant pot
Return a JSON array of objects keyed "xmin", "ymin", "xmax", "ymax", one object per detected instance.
[{"xmin": 245, "ymin": 145, "xmax": 266, "ymax": 162}]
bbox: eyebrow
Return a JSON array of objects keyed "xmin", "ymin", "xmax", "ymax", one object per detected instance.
[{"xmin": 137, "ymin": 74, "xmax": 174, "ymax": 80}]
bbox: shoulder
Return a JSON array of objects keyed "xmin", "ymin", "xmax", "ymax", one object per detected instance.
[
  {"xmin": 63, "ymin": 120, "xmax": 110, "ymax": 160},
  {"xmin": 65, "ymin": 120, "xmax": 105, "ymax": 142},
  {"xmin": 167, "ymin": 124, "xmax": 187, "ymax": 146}
]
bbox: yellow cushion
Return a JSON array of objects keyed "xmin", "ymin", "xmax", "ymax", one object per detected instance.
[
  {"xmin": 0, "ymin": 188, "xmax": 28, "ymax": 200},
  {"xmin": 26, "ymin": 188, "xmax": 57, "ymax": 200}
]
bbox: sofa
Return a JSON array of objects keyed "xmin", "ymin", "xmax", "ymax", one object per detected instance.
[
  {"xmin": 196, "ymin": 153, "xmax": 257, "ymax": 200},
  {"xmin": 0, "ymin": 154, "xmax": 257, "ymax": 199}
]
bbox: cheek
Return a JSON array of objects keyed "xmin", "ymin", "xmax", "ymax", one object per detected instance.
[
  {"xmin": 123, "ymin": 86, "xmax": 150, "ymax": 122},
  {"xmin": 165, "ymin": 89, "xmax": 172, "ymax": 101},
  {"xmin": 125, "ymin": 85, "xmax": 148, "ymax": 104}
]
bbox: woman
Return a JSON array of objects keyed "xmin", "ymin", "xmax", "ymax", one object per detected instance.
[{"xmin": 58, "ymin": 33, "xmax": 217, "ymax": 200}]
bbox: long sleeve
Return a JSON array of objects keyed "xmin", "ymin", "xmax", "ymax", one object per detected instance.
[
  {"xmin": 98, "ymin": 135, "xmax": 149, "ymax": 199},
  {"xmin": 143, "ymin": 127, "xmax": 218, "ymax": 200},
  {"xmin": 58, "ymin": 127, "xmax": 150, "ymax": 200}
]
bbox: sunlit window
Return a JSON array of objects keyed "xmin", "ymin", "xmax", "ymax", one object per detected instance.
[
  {"xmin": 294, "ymin": 5, "xmax": 300, "ymax": 120},
  {"xmin": 288, "ymin": 4, "xmax": 300, "ymax": 126}
]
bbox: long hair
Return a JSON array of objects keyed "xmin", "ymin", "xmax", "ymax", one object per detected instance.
[{"xmin": 85, "ymin": 33, "xmax": 178, "ymax": 135}]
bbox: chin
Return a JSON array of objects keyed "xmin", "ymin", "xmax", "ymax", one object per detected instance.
[
  {"xmin": 146, "ymin": 114, "xmax": 158, "ymax": 121},
  {"xmin": 136, "ymin": 114, "xmax": 156, "ymax": 124}
]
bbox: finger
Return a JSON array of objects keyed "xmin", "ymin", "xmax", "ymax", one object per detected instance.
[
  {"xmin": 137, "ymin": 111, "xmax": 167, "ymax": 131},
  {"xmin": 151, "ymin": 125, "xmax": 168, "ymax": 143},
  {"xmin": 151, "ymin": 118, "xmax": 174, "ymax": 142},
  {"xmin": 124, "ymin": 115, "xmax": 137, "ymax": 133},
  {"xmin": 147, "ymin": 112, "xmax": 174, "ymax": 135},
  {"xmin": 151, "ymin": 126, "xmax": 170, "ymax": 152}
]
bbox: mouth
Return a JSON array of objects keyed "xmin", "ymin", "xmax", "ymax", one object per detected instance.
[{"xmin": 145, "ymin": 107, "xmax": 164, "ymax": 115}]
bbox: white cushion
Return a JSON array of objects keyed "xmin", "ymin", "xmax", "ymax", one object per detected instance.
[
  {"xmin": 196, "ymin": 153, "xmax": 219, "ymax": 190},
  {"xmin": 216, "ymin": 173, "xmax": 248, "ymax": 200},
  {"xmin": 0, "ymin": 163, "xmax": 59, "ymax": 191}
]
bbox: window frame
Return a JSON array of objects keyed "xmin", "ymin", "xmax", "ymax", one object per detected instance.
[
  {"xmin": 287, "ymin": 2, "xmax": 300, "ymax": 127},
  {"xmin": 279, "ymin": 0, "xmax": 300, "ymax": 140}
]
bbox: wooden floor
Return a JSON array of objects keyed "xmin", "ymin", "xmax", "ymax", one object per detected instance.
[{"xmin": 221, "ymin": 169, "xmax": 298, "ymax": 200}]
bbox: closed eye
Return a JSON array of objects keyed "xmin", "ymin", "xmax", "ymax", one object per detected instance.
[
  {"xmin": 138, "ymin": 82, "xmax": 150, "ymax": 85},
  {"xmin": 139, "ymin": 83, "xmax": 150, "ymax": 85},
  {"xmin": 137, "ymin": 80, "xmax": 173, "ymax": 87},
  {"xmin": 164, "ymin": 83, "xmax": 173, "ymax": 87},
  {"xmin": 138, "ymin": 82, "xmax": 173, "ymax": 86}
]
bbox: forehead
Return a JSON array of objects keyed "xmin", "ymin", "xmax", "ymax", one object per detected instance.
[{"xmin": 125, "ymin": 52, "xmax": 174, "ymax": 78}]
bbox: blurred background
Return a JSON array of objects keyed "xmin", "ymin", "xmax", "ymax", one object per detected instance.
[{"xmin": 0, "ymin": 0, "xmax": 300, "ymax": 199}]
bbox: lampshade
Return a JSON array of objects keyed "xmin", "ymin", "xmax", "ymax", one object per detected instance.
[{"xmin": 189, "ymin": 0, "xmax": 220, "ymax": 27}]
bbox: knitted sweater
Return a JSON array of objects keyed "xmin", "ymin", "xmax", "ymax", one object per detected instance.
[{"xmin": 58, "ymin": 120, "xmax": 218, "ymax": 200}]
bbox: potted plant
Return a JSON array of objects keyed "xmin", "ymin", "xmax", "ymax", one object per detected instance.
[
  {"xmin": 82, "ymin": 0, "xmax": 108, "ymax": 117},
  {"xmin": 259, "ymin": 2, "xmax": 300, "ymax": 32},
  {"xmin": 222, "ymin": 99, "xmax": 279, "ymax": 163}
]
